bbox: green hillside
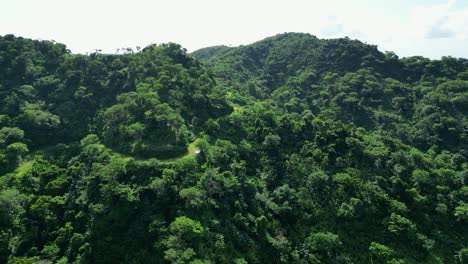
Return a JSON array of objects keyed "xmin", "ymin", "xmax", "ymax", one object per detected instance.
[{"xmin": 0, "ymin": 33, "xmax": 467, "ymax": 263}]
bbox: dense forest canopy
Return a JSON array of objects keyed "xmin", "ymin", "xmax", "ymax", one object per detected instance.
[{"xmin": 0, "ymin": 33, "xmax": 467, "ymax": 263}]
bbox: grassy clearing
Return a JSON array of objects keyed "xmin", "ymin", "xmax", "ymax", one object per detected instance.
[
  {"xmin": 159, "ymin": 138, "xmax": 201, "ymax": 163},
  {"xmin": 14, "ymin": 139, "xmax": 202, "ymax": 171},
  {"xmin": 114, "ymin": 138, "xmax": 202, "ymax": 164},
  {"xmin": 15, "ymin": 159, "xmax": 34, "ymax": 176}
]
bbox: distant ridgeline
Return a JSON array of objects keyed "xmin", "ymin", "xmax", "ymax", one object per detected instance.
[{"xmin": 0, "ymin": 33, "xmax": 467, "ymax": 263}]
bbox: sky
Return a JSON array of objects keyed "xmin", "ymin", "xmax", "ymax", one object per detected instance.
[{"xmin": 1, "ymin": 0, "xmax": 468, "ymax": 59}]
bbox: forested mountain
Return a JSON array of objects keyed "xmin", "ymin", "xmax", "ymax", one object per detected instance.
[{"xmin": 0, "ymin": 33, "xmax": 467, "ymax": 263}]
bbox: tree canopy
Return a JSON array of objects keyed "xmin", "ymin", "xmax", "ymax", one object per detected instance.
[{"xmin": 0, "ymin": 33, "xmax": 467, "ymax": 263}]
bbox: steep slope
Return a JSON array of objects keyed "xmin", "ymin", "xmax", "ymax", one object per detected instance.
[
  {"xmin": 193, "ymin": 32, "xmax": 467, "ymax": 91},
  {"xmin": 0, "ymin": 35, "xmax": 232, "ymax": 160},
  {"xmin": 194, "ymin": 32, "xmax": 468, "ymax": 151},
  {"xmin": 190, "ymin": 45, "xmax": 232, "ymax": 62},
  {"xmin": 192, "ymin": 33, "xmax": 389, "ymax": 89}
]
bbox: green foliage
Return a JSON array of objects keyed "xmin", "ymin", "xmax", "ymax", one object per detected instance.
[
  {"xmin": 369, "ymin": 242, "xmax": 394, "ymax": 263},
  {"xmin": 169, "ymin": 216, "xmax": 204, "ymax": 238},
  {"xmin": 0, "ymin": 127, "xmax": 24, "ymax": 146},
  {"xmin": 387, "ymin": 213, "xmax": 416, "ymax": 236},
  {"xmin": 0, "ymin": 33, "xmax": 467, "ymax": 263},
  {"xmin": 306, "ymin": 232, "xmax": 341, "ymax": 263},
  {"xmin": 163, "ymin": 217, "xmax": 204, "ymax": 263}
]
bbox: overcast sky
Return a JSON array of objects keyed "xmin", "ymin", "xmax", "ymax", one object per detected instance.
[{"xmin": 1, "ymin": 0, "xmax": 468, "ymax": 59}]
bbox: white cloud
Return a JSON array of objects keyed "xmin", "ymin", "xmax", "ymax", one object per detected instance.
[
  {"xmin": 409, "ymin": 0, "xmax": 468, "ymax": 40},
  {"xmin": 319, "ymin": 16, "xmax": 344, "ymax": 37}
]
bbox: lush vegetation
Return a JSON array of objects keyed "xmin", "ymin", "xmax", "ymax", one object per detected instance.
[{"xmin": 0, "ymin": 33, "xmax": 467, "ymax": 263}]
